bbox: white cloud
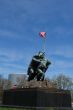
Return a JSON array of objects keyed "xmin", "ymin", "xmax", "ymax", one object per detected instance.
[
  {"xmin": 47, "ymin": 45, "xmax": 73, "ymax": 59},
  {"xmin": 0, "ymin": 30, "xmax": 16, "ymax": 38},
  {"xmin": 54, "ymin": 60, "xmax": 73, "ymax": 69},
  {"xmin": 0, "ymin": 48, "xmax": 32, "ymax": 70},
  {"xmin": 0, "ymin": 48, "xmax": 23, "ymax": 61}
]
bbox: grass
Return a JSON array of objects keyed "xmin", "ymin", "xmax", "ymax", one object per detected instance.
[
  {"xmin": 0, "ymin": 108, "xmax": 29, "ymax": 110},
  {"xmin": 0, "ymin": 107, "xmax": 54, "ymax": 110},
  {"xmin": 0, "ymin": 107, "xmax": 72, "ymax": 110}
]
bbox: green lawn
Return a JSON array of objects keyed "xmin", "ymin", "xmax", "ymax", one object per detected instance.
[
  {"xmin": 0, "ymin": 108, "xmax": 31, "ymax": 110},
  {"xmin": 0, "ymin": 107, "xmax": 54, "ymax": 110},
  {"xmin": 0, "ymin": 107, "xmax": 72, "ymax": 110}
]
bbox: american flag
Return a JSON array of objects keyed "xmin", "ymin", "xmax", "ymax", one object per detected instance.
[{"xmin": 39, "ymin": 32, "xmax": 46, "ymax": 38}]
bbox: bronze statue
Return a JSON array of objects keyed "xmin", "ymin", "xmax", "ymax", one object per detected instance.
[{"xmin": 27, "ymin": 51, "xmax": 51, "ymax": 81}]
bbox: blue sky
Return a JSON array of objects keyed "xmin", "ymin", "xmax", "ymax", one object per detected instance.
[{"xmin": 0, "ymin": 0, "xmax": 73, "ymax": 79}]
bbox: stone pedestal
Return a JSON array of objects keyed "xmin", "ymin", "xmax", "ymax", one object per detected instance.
[{"xmin": 3, "ymin": 88, "xmax": 71, "ymax": 107}]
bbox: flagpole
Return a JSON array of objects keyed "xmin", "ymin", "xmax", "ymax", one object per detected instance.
[
  {"xmin": 39, "ymin": 32, "xmax": 46, "ymax": 53},
  {"xmin": 43, "ymin": 37, "xmax": 46, "ymax": 53}
]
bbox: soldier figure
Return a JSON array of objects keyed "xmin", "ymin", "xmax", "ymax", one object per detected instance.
[{"xmin": 27, "ymin": 51, "xmax": 51, "ymax": 81}]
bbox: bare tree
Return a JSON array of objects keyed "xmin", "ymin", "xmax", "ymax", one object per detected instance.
[
  {"xmin": 0, "ymin": 75, "xmax": 3, "ymax": 88},
  {"xmin": 52, "ymin": 74, "xmax": 73, "ymax": 90},
  {"xmin": 16, "ymin": 75, "xmax": 27, "ymax": 87}
]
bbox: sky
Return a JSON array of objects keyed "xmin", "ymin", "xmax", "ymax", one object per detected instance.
[{"xmin": 0, "ymin": 0, "xmax": 73, "ymax": 79}]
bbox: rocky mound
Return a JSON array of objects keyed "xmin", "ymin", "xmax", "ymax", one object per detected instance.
[{"xmin": 17, "ymin": 80, "xmax": 56, "ymax": 89}]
